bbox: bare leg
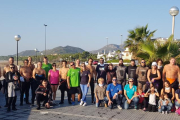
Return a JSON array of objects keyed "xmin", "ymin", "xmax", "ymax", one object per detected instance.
[
  {"xmin": 51, "ymin": 85, "xmax": 55, "ymax": 100},
  {"xmin": 71, "ymin": 94, "xmax": 75, "ymax": 101},
  {"xmin": 53, "ymin": 85, "xmax": 58, "ymax": 100},
  {"xmin": 78, "ymin": 94, "xmax": 81, "ymax": 102}
]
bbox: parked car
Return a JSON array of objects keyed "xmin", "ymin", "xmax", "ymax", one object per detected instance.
[{"xmin": 93, "ymin": 60, "xmax": 98, "ymax": 65}]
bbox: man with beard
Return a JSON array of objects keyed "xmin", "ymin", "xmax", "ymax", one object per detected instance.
[
  {"xmin": 19, "ymin": 59, "xmax": 32, "ymax": 105},
  {"xmin": 115, "ymin": 58, "xmax": 127, "ymax": 88},
  {"xmin": 136, "ymin": 59, "xmax": 149, "ymax": 92},
  {"xmin": 127, "ymin": 60, "xmax": 137, "ymax": 86},
  {"xmin": 3, "ymin": 57, "xmax": 18, "ymax": 107},
  {"xmin": 86, "ymin": 58, "xmax": 97, "ymax": 104},
  {"xmin": 163, "ymin": 58, "xmax": 180, "ymax": 90},
  {"xmin": 96, "ymin": 58, "xmax": 108, "ymax": 84}
]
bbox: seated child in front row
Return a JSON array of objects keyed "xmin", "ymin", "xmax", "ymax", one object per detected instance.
[
  {"xmin": 158, "ymin": 93, "xmax": 172, "ymax": 114},
  {"xmin": 145, "ymin": 86, "xmax": 159, "ymax": 112},
  {"xmin": 136, "ymin": 87, "xmax": 147, "ymax": 111}
]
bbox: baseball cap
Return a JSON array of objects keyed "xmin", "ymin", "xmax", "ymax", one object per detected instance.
[{"xmin": 152, "ymin": 62, "xmax": 157, "ymax": 66}]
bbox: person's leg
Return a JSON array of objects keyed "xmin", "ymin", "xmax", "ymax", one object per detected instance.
[
  {"xmin": 60, "ymin": 82, "xmax": 65, "ymax": 103},
  {"xmin": 138, "ymin": 82, "xmax": 143, "ymax": 91},
  {"xmin": 152, "ymin": 105, "xmax": 156, "ymax": 112},
  {"xmin": 171, "ymin": 80, "xmax": 179, "ymax": 91},
  {"xmin": 25, "ymin": 82, "xmax": 30, "ymax": 104},
  {"xmin": 116, "ymin": 94, "xmax": 123, "ymax": 107},
  {"xmin": 36, "ymin": 94, "xmax": 41, "ymax": 109},
  {"xmin": 175, "ymin": 100, "xmax": 180, "ymax": 109},
  {"xmin": 54, "ymin": 85, "xmax": 58, "ymax": 101},
  {"xmin": 51, "ymin": 85, "xmax": 55, "ymax": 101},
  {"xmin": 31, "ymin": 80, "xmax": 38, "ymax": 105},
  {"xmin": 133, "ymin": 97, "xmax": 139, "ymax": 109},
  {"xmin": 108, "ymin": 99, "xmax": 113, "ymax": 109},
  {"xmin": 142, "ymin": 83, "xmax": 147, "ymax": 93},
  {"xmin": 90, "ymin": 78, "xmax": 95, "ymax": 103},
  {"xmin": 124, "ymin": 99, "xmax": 129, "ymax": 110},
  {"xmin": 96, "ymin": 100, "xmax": 102, "ymax": 107},
  {"xmin": 83, "ymin": 85, "xmax": 88, "ymax": 103},
  {"xmin": 77, "ymin": 87, "xmax": 81, "ymax": 102},
  {"xmin": 148, "ymin": 104, "xmax": 152, "ymax": 112},
  {"xmin": 12, "ymin": 96, "xmax": 17, "ymax": 110},
  {"xmin": 71, "ymin": 94, "xmax": 75, "ymax": 102},
  {"xmin": 20, "ymin": 82, "xmax": 26, "ymax": 105},
  {"xmin": 80, "ymin": 84, "xmax": 85, "ymax": 102},
  {"xmin": 7, "ymin": 97, "xmax": 13, "ymax": 111}
]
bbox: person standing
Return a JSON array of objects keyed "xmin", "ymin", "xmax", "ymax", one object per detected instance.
[
  {"xmin": 96, "ymin": 58, "xmax": 108, "ymax": 84},
  {"xmin": 3, "ymin": 57, "xmax": 18, "ymax": 107},
  {"xmin": 42, "ymin": 57, "xmax": 52, "ymax": 79},
  {"xmin": 147, "ymin": 62, "xmax": 161, "ymax": 92},
  {"xmin": 67, "ymin": 62, "xmax": 81, "ymax": 105},
  {"xmin": 115, "ymin": 58, "xmax": 127, "ymax": 88},
  {"xmin": 106, "ymin": 63, "xmax": 116, "ymax": 85},
  {"xmin": 59, "ymin": 60, "xmax": 71, "ymax": 104},
  {"xmin": 86, "ymin": 58, "xmax": 97, "ymax": 104},
  {"xmin": 106, "ymin": 76, "xmax": 123, "ymax": 109},
  {"xmin": 163, "ymin": 58, "xmax": 180, "ymax": 90},
  {"xmin": 157, "ymin": 59, "xmax": 164, "ymax": 92},
  {"xmin": 6, "ymin": 64, "xmax": 20, "ymax": 112},
  {"xmin": 136, "ymin": 59, "xmax": 149, "ymax": 92},
  {"xmin": 127, "ymin": 59, "xmax": 137, "ymax": 86},
  {"xmin": 79, "ymin": 63, "xmax": 91, "ymax": 106},
  {"xmin": 48, "ymin": 63, "xmax": 59, "ymax": 103},
  {"xmin": 76, "ymin": 59, "xmax": 81, "ymax": 68},
  {"xmin": 19, "ymin": 59, "xmax": 32, "ymax": 105}
]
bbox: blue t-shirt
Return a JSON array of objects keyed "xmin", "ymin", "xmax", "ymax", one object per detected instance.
[
  {"xmin": 124, "ymin": 84, "xmax": 137, "ymax": 99},
  {"xmin": 106, "ymin": 83, "xmax": 122, "ymax": 98}
]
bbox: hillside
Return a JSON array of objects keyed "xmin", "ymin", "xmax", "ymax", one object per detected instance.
[{"xmin": 90, "ymin": 44, "xmax": 125, "ymax": 54}]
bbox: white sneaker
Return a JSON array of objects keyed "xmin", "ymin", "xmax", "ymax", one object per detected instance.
[
  {"xmin": 162, "ymin": 111, "xmax": 165, "ymax": 114},
  {"xmin": 165, "ymin": 111, "xmax": 168, "ymax": 114},
  {"xmin": 83, "ymin": 102, "xmax": 87, "ymax": 106},
  {"xmin": 80, "ymin": 101, "xmax": 83, "ymax": 106},
  {"xmin": 117, "ymin": 105, "xmax": 122, "ymax": 110}
]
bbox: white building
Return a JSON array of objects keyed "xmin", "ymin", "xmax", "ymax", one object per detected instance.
[{"xmin": 121, "ymin": 47, "xmax": 132, "ymax": 60}]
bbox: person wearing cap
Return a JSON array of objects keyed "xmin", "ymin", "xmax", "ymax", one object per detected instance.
[
  {"xmin": 136, "ymin": 59, "xmax": 149, "ymax": 92},
  {"xmin": 106, "ymin": 76, "xmax": 123, "ymax": 109},
  {"xmin": 175, "ymin": 84, "xmax": 180, "ymax": 110},
  {"xmin": 124, "ymin": 78, "xmax": 139, "ymax": 110},
  {"xmin": 147, "ymin": 62, "xmax": 161, "ymax": 93}
]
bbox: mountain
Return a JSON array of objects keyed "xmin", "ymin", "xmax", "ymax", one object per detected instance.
[
  {"xmin": 89, "ymin": 44, "xmax": 125, "ymax": 54},
  {"xmin": 14, "ymin": 45, "xmax": 85, "ymax": 56}
]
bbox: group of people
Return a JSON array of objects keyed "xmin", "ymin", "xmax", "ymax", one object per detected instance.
[{"xmin": 0, "ymin": 56, "xmax": 180, "ymax": 116}]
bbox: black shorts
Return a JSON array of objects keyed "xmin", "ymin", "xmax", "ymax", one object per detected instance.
[
  {"xmin": 70, "ymin": 87, "xmax": 81, "ymax": 94},
  {"xmin": 171, "ymin": 80, "xmax": 179, "ymax": 91}
]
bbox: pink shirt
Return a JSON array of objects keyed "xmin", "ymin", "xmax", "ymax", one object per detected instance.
[{"xmin": 49, "ymin": 69, "xmax": 59, "ymax": 84}]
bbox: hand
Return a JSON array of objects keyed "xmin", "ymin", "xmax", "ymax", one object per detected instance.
[
  {"xmin": 178, "ymin": 100, "xmax": 180, "ymax": 104},
  {"xmin": 108, "ymin": 100, "xmax": 113, "ymax": 106},
  {"xmin": 152, "ymin": 78, "xmax": 155, "ymax": 82},
  {"xmin": 87, "ymin": 84, "xmax": 90, "ymax": 87},
  {"xmin": 13, "ymin": 76, "xmax": 18, "ymax": 80},
  {"xmin": 113, "ymin": 94, "xmax": 117, "ymax": 99},
  {"xmin": 96, "ymin": 99, "xmax": 99, "ymax": 103},
  {"xmin": 127, "ymin": 99, "xmax": 131, "ymax": 104},
  {"xmin": 43, "ymin": 93, "xmax": 47, "ymax": 96},
  {"xmin": 159, "ymin": 106, "xmax": 161, "ymax": 109},
  {"xmin": 68, "ymin": 85, "xmax": 70, "ymax": 89}
]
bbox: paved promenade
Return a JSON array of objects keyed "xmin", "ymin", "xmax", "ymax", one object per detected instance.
[{"xmin": 0, "ymin": 83, "xmax": 180, "ymax": 120}]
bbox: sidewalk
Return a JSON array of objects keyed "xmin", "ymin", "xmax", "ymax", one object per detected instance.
[{"xmin": 0, "ymin": 85, "xmax": 180, "ymax": 120}]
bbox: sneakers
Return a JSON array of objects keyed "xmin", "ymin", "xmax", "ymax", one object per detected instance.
[
  {"xmin": 165, "ymin": 111, "xmax": 168, "ymax": 114},
  {"xmin": 143, "ymin": 108, "xmax": 146, "ymax": 111},
  {"xmin": 134, "ymin": 106, "xmax": 138, "ymax": 110},
  {"xmin": 117, "ymin": 105, "xmax": 122, "ymax": 110},
  {"xmin": 162, "ymin": 111, "xmax": 165, "ymax": 114},
  {"xmin": 72, "ymin": 102, "xmax": 75, "ymax": 106},
  {"xmin": 80, "ymin": 101, "xmax": 84, "ymax": 106},
  {"xmin": 83, "ymin": 102, "xmax": 87, "ymax": 106}
]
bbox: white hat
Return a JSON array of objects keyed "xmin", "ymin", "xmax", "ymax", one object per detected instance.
[{"xmin": 152, "ymin": 62, "xmax": 157, "ymax": 66}]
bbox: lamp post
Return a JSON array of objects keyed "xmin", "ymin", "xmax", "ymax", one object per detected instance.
[
  {"xmin": 44, "ymin": 24, "xmax": 47, "ymax": 55},
  {"xmin": 34, "ymin": 48, "xmax": 38, "ymax": 63},
  {"xmin": 121, "ymin": 35, "xmax": 123, "ymax": 45},
  {"xmin": 14, "ymin": 35, "xmax": 21, "ymax": 65},
  {"xmin": 169, "ymin": 6, "xmax": 179, "ymax": 39}
]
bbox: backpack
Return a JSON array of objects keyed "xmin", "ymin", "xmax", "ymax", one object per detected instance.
[{"xmin": 175, "ymin": 108, "xmax": 180, "ymax": 115}]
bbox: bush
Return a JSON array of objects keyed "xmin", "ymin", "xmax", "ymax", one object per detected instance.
[{"xmin": 107, "ymin": 59, "xmax": 131, "ymax": 63}]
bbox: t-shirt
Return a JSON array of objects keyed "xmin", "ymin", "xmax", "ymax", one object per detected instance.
[
  {"xmin": 96, "ymin": 64, "xmax": 108, "ymax": 81},
  {"xmin": 124, "ymin": 84, "xmax": 137, "ymax": 99},
  {"xmin": 67, "ymin": 68, "xmax": 80, "ymax": 87},
  {"xmin": 42, "ymin": 63, "xmax": 52, "ymax": 79},
  {"xmin": 137, "ymin": 92, "xmax": 145, "ymax": 103},
  {"xmin": 149, "ymin": 93, "xmax": 156, "ymax": 105},
  {"xmin": 80, "ymin": 70, "xmax": 90, "ymax": 85},
  {"xmin": 49, "ymin": 70, "xmax": 59, "ymax": 84},
  {"xmin": 175, "ymin": 89, "xmax": 180, "ymax": 99},
  {"xmin": 106, "ymin": 83, "xmax": 122, "ymax": 98},
  {"xmin": 94, "ymin": 85, "xmax": 107, "ymax": 100}
]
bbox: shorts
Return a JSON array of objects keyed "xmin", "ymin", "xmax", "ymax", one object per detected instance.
[
  {"xmin": 70, "ymin": 87, "xmax": 81, "ymax": 94},
  {"xmin": 170, "ymin": 80, "xmax": 179, "ymax": 90}
]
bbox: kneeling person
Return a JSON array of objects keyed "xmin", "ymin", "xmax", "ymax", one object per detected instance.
[
  {"xmin": 106, "ymin": 76, "xmax": 123, "ymax": 109},
  {"xmin": 94, "ymin": 78, "xmax": 107, "ymax": 107},
  {"xmin": 35, "ymin": 80, "xmax": 51, "ymax": 110}
]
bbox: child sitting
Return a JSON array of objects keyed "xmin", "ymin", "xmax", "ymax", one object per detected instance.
[
  {"xmin": 158, "ymin": 93, "xmax": 172, "ymax": 114},
  {"xmin": 145, "ymin": 85, "xmax": 159, "ymax": 112},
  {"xmin": 137, "ymin": 87, "xmax": 147, "ymax": 111}
]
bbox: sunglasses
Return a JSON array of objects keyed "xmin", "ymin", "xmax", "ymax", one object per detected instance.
[
  {"xmin": 52, "ymin": 65, "xmax": 56, "ymax": 67},
  {"xmin": 10, "ymin": 67, "xmax": 15, "ymax": 69},
  {"xmin": 141, "ymin": 62, "xmax": 145, "ymax": 63},
  {"xmin": 112, "ymin": 79, "xmax": 117, "ymax": 81},
  {"xmin": 129, "ymin": 81, "xmax": 133, "ymax": 82}
]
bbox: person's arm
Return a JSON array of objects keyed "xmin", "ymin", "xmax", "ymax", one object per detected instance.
[
  {"xmin": 175, "ymin": 93, "xmax": 180, "ymax": 103},
  {"xmin": 48, "ymin": 71, "xmax": 51, "ymax": 84},
  {"xmin": 5, "ymin": 72, "xmax": 14, "ymax": 82},
  {"xmin": 136, "ymin": 67, "xmax": 139, "ymax": 77},
  {"xmin": 160, "ymin": 89, "xmax": 163, "ymax": 96},
  {"xmin": 3, "ymin": 66, "xmax": 6, "ymax": 78},
  {"xmin": 93, "ymin": 66, "xmax": 97, "ymax": 80},
  {"xmin": 35, "ymin": 86, "xmax": 43, "ymax": 94},
  {"xmin": 147, "ymin": 69, "xmax": 151, "ymax": 83},
  {"xmin": 43, "ymin": 70, "xmax": 46, "ymax": 78},
  {"xmin": 162, "ymin": 66, "xmax": 166, "ymax": 82},
  {"xmin": 59, "ymin": 70, "xmax": 62, "ymax": 80},
  {"xmin": 19, "ymin": 68, "xmax": 24, "ymax": 78},
  {"xmin": 177, "ymin": 67, "xmax": 180, "ymax": 83},
  {"xmin": 32, "ymin": 68, "xmax": 36, "ymax": 79},
  {"xmin": 95, "ymin": 65, "xmax": 98, "ymax": 80},
  {"xmin": 155, "ymin": 92, "xmax": 159, "ymax": 97},
  {"xmin": 154, "ymin": 70, "xmax": 161, "ymax": 80},
  {"xmin": 87, "ymin": 73, "xmax": 91, "ymax": 87},
  {"xmin": 172, "ymin": 88, "xmax": 175, "ymax": 100}
]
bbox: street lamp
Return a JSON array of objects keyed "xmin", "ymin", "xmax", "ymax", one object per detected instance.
[
  {"xmin": 169, "ymin": 6, "xmax": 179, "ymax": 38},
  {"xmin": 14, "ymin": 35, "xmax": 21, "ymax": 65},
  {"xmin": 44, "ymin": 24, "xmax": 47, "ymax": 55},
  {"xmin": 34, "ymin": 48, "xmax": 38, "ymax": 63},
  {"xmin": 121, "ymin": 35, "xmax": 123, "ymax": 46}
]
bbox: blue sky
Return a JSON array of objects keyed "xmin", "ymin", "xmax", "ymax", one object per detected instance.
[{"xmin": 0, "ymin": 0, "xmax": 180, "ymax": 56}]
